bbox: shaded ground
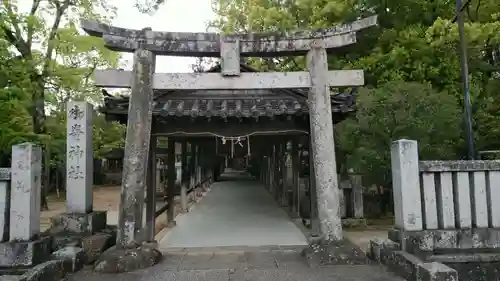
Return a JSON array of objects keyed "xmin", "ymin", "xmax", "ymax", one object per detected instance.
[
  {"xmin": 159, "ymin": 172, "xmax": 308, "ymax": 249},
  {"xmin": 41, "ymin": 185, "xmax": 122, "ymax": 231},
  {"xmin": 68, "ymin": 247, "xmax": 404, "ymax": 281}
]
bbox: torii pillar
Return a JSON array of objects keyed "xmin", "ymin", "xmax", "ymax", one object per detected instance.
[
  {"xmin": 93, "ymin": 29, "xmax": 161, "ymax": 273},
  {"xmin": 307, "ymin": 43, "xmax": 343, "ymax": 242}
]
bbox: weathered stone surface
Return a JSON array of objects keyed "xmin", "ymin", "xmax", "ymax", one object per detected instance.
[
  {"xmin": 417, "ymin": 262, "xmax": 458, "ymax": 281},
  {"xmin": 349, "ymin": 174, "xmax": 364, "ymax": 219},
  {"xmin": 10, "ymin": 143, "xmax": 42, "ymax": 241},
  {"xmin": 0, "ymin": 236, "xmax": 51, "ymax": 267},
  {"xmin": 389, "ymin": 228, "xmax": 500, "ymax": 254},
  {"xmin": 453, "ymin": 172, "xmax": 472, "ymax": 228},
  {"xmin": 93, "ymin": 245, "xmax": 162, "ymax": 273},
  {"xmin": 116, "ymin": 47, "xmax": 155, "ymax": 248},
  {"xmin": 19, "ymin": 260, "xmax": 65, "ymax": 281},
  {"xmin": 389, "ymin": 229, "xmax": 434, "ymax": 254},
  {"xmin": 66, "ymin": 102, "xmax": 93, "ymax": 214},
  {"xmin": 50, "ymin": 246, "xmax": 85, "ymax": 272},
  {"xmin": 388, "ymin": 251, "xmax": 423, "ymax": 281},
  {"xmin": 420, "ymin": 160, "xmax": 500, "ymax": 172},
  {"xmin": 434, "ymin": 231, "xmax": 458, "ymax": 250},
  {"xmin": 98, "ymin": 225, "xmax": 117, "ymax": 245},
  {"xmin": 436, "ymin": 172, "xmax": 455, "ymax": 229},
  {"xmin": 81, "ymin": 233, "xmax": 113, "ymax": 264},
  {"xmin": 369, "ymin": 238, "xmax": 384, "ymax": 262},
  {"xmin": 49, "ymin": 233, "xmax": 84, "ymax": 252},
  {"xmin": 391, "ymin": 139, "xmax": 423, "ymax": 231},
  {"xmin": 488, "ymin": 171, "xmax": 500, "ymax": 228},
  {"xmin": 445, "ymin": 260, "xmax": 500, "ymax": 281},
  {"xmin": 94, "ymin": 69, "xmax": 365, "ymax": 90},
  {"xmin": 81, "ymin": 16, "xmax": 377, "ymax": 55},
  {"xmin": 50, "ymin": 211, "xmax": 106, "ymax": 234},
  {"xmin": 307, "ymin": 45, "xmax": 343, "ymax": 242},
  {"xmin": 421, "ymin": 172, "xmax": 439, "ymax": 229},
  {"xmin": 301, "ymin": 239, "xmax": 370, "ymax": 266}
]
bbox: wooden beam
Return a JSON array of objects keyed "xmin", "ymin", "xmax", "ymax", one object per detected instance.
[
  {"xmin": 81, "ymin": 16, "xmax": 377, "ymax": 56},
  {"xmin": 94, "ymin": 69, "xmax": 364, "ymax": 90},
  {"xmin": 152, "ymin": 118, "xmax": 309, "ymax": 137}
]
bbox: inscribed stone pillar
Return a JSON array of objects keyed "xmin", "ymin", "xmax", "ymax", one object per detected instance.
[
  {"xmin": 349, "ymin": 174, "xmax": 364, "ymax": 219},
  {"xmin": 116, "ymin": 46, "xmax": 155, "ymax": 248},
  {"xmin": 10, "ymin": 143, "xmax": 42, "ymax": 241},
  {"xmin": 391, "ymin": 139, "xmax": 423, "ymax": 231},
  {"xmin": 0, "ymin": 169, "xmax": 11, "ymax": 241},
  {"xmin": 307, "ymin": 45, "xmax": 343, "ymax": 241},
  {"xmin": 66, "ymin": 101, "xmax": 93, "ymax": 213}
]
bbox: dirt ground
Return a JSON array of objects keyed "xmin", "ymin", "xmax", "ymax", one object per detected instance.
[{"xmin": 40, "ymin": 185, "xmax": 121, "ymax": 231}]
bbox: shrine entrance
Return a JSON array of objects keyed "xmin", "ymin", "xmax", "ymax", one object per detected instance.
[{"xmin": 81, "ymin": 15, "xmax": 377, "ymax": 267}]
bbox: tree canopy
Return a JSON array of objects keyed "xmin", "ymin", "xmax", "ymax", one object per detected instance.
[{"xmin": 210, "ymin": 0, "xmax": 500, "ymax": 187}]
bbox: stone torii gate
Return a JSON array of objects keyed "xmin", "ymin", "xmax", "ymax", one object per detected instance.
[{"xmin": 81, "ymin": 16, "xmax": 377, "ymax": 272}]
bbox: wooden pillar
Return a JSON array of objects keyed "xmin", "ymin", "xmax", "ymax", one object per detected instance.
[
  {"xmin": 196, "ymin": 141, "xmax": 202, "ymax": 187},
  {"xmin": 281, "ymin": 141, "xmax": 289, "ymax": 206},
  {"xmin": 307, "ymin": 44, "xmax": 343, "ymax": 241},
  {"xmin": 166, "ymin": 138, "xmax": 176, "ymax": 226},
  {"xmin": 144, "ymin": 135, "xmax": 157, "ymax": 241},
  {"xmin": 180, "ymin": 140, "xmax": 188, "ymax": 213},
  {"xmin": 116, "ymin": 44, "xmax": 155, "ymax": 249},
  {"xmin": 270, "ymin": 144, "xmax": 276, "ymax": 195},
  {"xmin": 309, "ymin": 146, "xmax": 320, "ymax": 237},
  {"xmin": 291, "ymin": 139, "xmax": 300, "ymax": 217},
  {"xmin": 190, "ymin": 143, "xmax": 197, "ymax": 198}
]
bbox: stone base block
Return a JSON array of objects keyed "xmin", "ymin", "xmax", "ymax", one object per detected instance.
[
  {"xmin": 81, "ymin": 233, "xmax": 114, "ymax": 264},
  {"xmin": 49, "ymin": 211, "xmax": 106, "ymax": 234},
  {"xmin": 0, "ymin": 236, "xmax": 51, "ymax": 267},
  {"xmin": 93, "ymin": 244, "xmax": 162, "ymax": 273},
  {"xmin": 370, "ymin": 238, "xmax": 459, "ymax": 281},
  {"xmin": 388, "ymin": 228, "xmax": 500, "ymax": 255},
  {"xmin": 50, "ymin": 246, "xmax": 85, "ymax": 273},
  {"xmin": 368, "ymin": 238, "xmax": 400, "ymax": 263},
  {"xmin": 17, "ymin": 260, "xmax": 66, "ymax": 281},
  {"xmin": 301, "ymin": 239, "xmax": 370, "ymax": 267},
  {"xmin": 48, "ymin": 225, "xmax": 116, "ymax": 253},
  {"xmin": 418, "ymin": 262, "xmax": 458, "ymax": 281}
]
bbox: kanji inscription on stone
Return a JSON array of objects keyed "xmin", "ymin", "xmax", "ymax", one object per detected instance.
[
  {"xmin": 69, "ymin": 124, "xmax": 84, "ymax": 141},
  {"xmin": 69, "ymin": 104, "xmax": 84, "ymax": 120},
  {"xmin": 66, "ymin": 101, "xmax": 93, "ymax": 213},
  {"xmin": 9, "ymin": 142, "xmax": 42, "ymax": 241}
]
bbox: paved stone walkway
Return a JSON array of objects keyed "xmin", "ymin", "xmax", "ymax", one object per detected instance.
[
  {"xmin": 68, "ymin": 247, "xmax": 405, "ymax": 281},
  {"xmin": 158, "ymin": 172, "xmax": 308, "ymax": 249}
]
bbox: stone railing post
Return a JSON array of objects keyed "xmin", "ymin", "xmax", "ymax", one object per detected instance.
[
  {"xmin": 391, "ymin": 139, "xmax": 423, "ymax": 231},
  {"xmin": 1, "ymin": 143, "xmax": 52, "ymax": 268},
  {"xmin": 10, "ymin": 143, "xmax": 42, "ymax": 241}
]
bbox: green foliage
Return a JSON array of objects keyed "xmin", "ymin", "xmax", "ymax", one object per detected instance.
[
  {"xmin": 0, "ymin": 0, "xmax": 125, "ymax": 192},
  {"xmin": 211, "ymin": 0, "xmax": 500, "ymax": 188},
  {"xmin": 335, "ymin": 82, "xmax": 463, "ymax": 186}
]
